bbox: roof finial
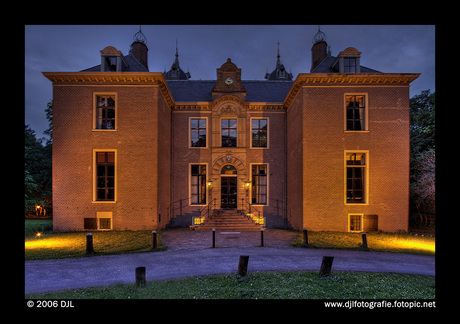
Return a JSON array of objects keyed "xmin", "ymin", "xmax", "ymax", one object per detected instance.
[
  {"xmin": 313, "ymin": 25, "xmax": 327, "ymax": 44},
  {"xmin": 133, "ymin": 25, "xmax": 147, "ymax": 44}
]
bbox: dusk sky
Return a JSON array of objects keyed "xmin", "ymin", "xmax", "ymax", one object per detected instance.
[{"xmin": 25, "ymin": 25, "xmax": 435, "ymax": 139}]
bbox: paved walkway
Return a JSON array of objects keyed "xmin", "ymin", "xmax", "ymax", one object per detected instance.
[{"xmin": 25, "ymin": 229, "xmax": 435, "ymax": 294}]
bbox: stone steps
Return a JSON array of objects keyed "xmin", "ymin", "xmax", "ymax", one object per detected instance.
[{"xmin": 194, "ymin": 209, "xmax": 263, "ymax": 231}]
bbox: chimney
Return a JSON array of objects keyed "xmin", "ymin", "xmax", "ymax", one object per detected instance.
[
  {"xmin": 130, "ymin": 41, "xmax": 148, "ymax": 70},
  {"xmin": 311, "ymin": 41, "xmax": 327, "ymax": 72},
  {"xmin": 310, "ymin": 26, "xmax": 328, "ymax": 72}
]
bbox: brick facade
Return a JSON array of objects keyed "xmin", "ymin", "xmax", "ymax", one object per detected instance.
[{"xmin": 44, "ymin": 37, "xmax": 418, "ymax": 233}]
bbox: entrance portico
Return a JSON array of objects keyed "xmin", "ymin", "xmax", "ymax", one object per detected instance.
[{"xmin": 210, "ymin": 154, "xmax": 248, "ymax": 210}]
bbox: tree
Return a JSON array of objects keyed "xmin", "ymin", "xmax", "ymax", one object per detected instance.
[
  {"xmin": 43, "ymin": 100, "xmax": 53, "ymax": 145},
  {"xmin": 409, "ymin": 90, "xmax": 435, "ymax": 226},
  {"xmin": 24, "ymin": 125, "xmax": 52, "ymax": 215}
]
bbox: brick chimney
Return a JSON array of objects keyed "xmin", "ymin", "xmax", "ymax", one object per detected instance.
[
  {"xmin": 310, "ymin": 26, "xmax": 328, "ymax": 72},
  {"xmin": 130, "ymin": 41, "xmax": 148, "ymax": 70},
  {"xmin": 311, "ymin": 41, "xmax": 327, "ymax": 72}
]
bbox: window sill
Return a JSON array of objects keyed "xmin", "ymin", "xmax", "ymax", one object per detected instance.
[
  {"xmin": 344, "ymin": 130, "xmax": 369, "ymax": 133},
  {"xmin": 345, "ymin": 203, "xmax": 369, "ymax": 206},
  {"xmin": 92, "ymin": 129, "xmax": 117, "ymax": 132},
  {"xmin": 92, "ymin": 201, "xmax": 117, "ymax": 204}
]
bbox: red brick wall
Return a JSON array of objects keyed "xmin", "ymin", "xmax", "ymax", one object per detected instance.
[
  {"xmin": 290, "ymin": 85, "xmax": 410, "ymax": 231},
  {"xmin": 51, "ymin": 77, "xmax": 410, "ymax": 233},
  {"xmin": 286, "ymin": 91, "xmax": 304, "ymax": 230},
  {"xmin": 52, "ymin": 84, "xmax": 170, "ymax": 231}
]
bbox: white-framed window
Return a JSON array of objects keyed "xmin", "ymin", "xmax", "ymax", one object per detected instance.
[
  {"xmin": 93, "ymin": 93, "xmax": 117, "ymax": 130},
  {"xmin": 189, "ymin": 117, "xmax": 207, "ymax": 148},
  {"xmin": 344, "ymin": 93, "xmax": 368, "ymax": 131},
  {"xmin": 348, "ymin": 213, "xmax": 363, "ymax": 232},
  {"xmin": 97, "ymin": 211, "xmax": 113, "ymax": 230},
  {"xmin": 345, "ymin": 151, "xmax": 369, "ymax": 205},
  {"xmin": 251, "ymin": 117, "xmax": 269, "ymax": 148}
]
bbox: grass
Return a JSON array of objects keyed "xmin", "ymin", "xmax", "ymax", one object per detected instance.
[
  {"xmin": 25, "ymin": 219, "xmax": 53, "ymax": 237},
  {"xmin": 25, "ymin": 271, "xmax": 435, "ymax": 300},
  {"xmin": 25, "ymin": 220, "xmax": 165, "ymax": 260},
  {"xmin": 291, "ymin": 231, "xmax": 435, "ymax": 255},
  {"xmin": 24, "ymin": 220, "xmax": 435, "ymax": 260}
]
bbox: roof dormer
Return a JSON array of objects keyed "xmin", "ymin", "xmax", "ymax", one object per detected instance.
[
  {"xmin": 100, "ymin": 46, "xmax": 127, "ymax": 72},
  {"xmin": 332, "ymin": 47, "xmax": 362, "ymax": 73}
]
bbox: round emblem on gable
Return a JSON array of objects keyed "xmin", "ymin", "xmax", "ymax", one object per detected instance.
[{"xmin": 225, "ymin": 77, "xmax": 234, "ymax": 85}]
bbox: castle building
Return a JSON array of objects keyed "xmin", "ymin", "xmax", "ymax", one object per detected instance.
[{"xmin": 43, "ymin": 27, "xmax": 419, "ymax": 232}]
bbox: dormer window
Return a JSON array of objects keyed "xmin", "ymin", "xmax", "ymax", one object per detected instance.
[
  {"xmin": 344, "ymin": 58, "xmax": 357, "ymax": 73},
  {"xmin": 104, "ymin": 56, "xmax": 118, "ymax": 71},
  {"xmin": 332, "ymin": 47, "xmax": 362, "ymax": 73},
  {"xmin": 100, "ymin": 46, "xmax": 125, "ymax": 72}
]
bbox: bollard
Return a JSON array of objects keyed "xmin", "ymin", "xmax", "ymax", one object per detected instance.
[
  {"xmin": 86, "ymin": 233, "xmax": 94, "ymax": 255},
  {"xmin": 238, "ymin": 255, "xmax": 249, "ymax": 276},
  {"xmin": 212, "ymin": 228, "xmax": 216, "ymax": 248},
  {"xmin": 319, "ymin": 256, "xmax": 334, "ymax": 276},
  {"xmin": 151, "ymin": 230, "xmax": 157, "ymax": 249},
  {"xmin": 260, "ymin": 228, "xmax": 264, "ymax": 247},
  {"xmin": 303, "ymin": 228, "xmax": 309, "ymax": 245},
  {"xmin": 362, "ymin": 232, "xmax": 368, "ymax": 249},
  {"xmin": 135, "ymin": 267, "xmax": 146, "ymax": 287}
]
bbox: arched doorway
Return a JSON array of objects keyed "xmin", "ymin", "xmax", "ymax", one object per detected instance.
[{"xmin": 221, "ymin": 164, "xmax": 237, "ymax": 209}]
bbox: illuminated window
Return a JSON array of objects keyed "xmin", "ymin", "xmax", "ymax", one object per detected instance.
[
  {"xmin": 346, "ymin": 152, "xmax": 367, "ymax": 204},
  {"xmin": 251, "ymin": 118, "xmax": 268, "ymax": 148},
  {"xmin": 221, "ymin": 119, "xmax": 237, "ymax": 147},
  {"xmin": 191, "ymin": 164, "xmax": 207, "ymax": 204},
  {"xmin": 190, "ymin": 118, "xmax": 207, "ymax": 147},
  {"xmin": 96, "ymin": 152, "xmax": 115, "ymax": 201},
  {"xmin": 95, "ymin": 94, "xmax": 116, "ymax": 130},
  {"xmin": 252, "ymin": 164, "xmax": 267, "ymax": 205}
]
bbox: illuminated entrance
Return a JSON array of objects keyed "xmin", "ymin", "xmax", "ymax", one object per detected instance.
[{"xmin": 221, "ymin": 164, "xmax": 237, "ymax": 209}]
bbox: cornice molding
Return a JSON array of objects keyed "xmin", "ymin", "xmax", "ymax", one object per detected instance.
[
  {"xmin": 43, "ymin": 72, "xmax": 175, "ymax": 108},
  {"xmin": 284, "ymin": 73, "xmax": 420, "ymax": 108}
]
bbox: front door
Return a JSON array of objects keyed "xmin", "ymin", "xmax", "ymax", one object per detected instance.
[{"xmin": 221, "ymin": 177, "xmax": 237, "ymax": 209}]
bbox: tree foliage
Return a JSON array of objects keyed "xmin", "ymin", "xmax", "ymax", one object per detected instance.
[
  {"xmin": 24, "ymin": 124, "xmax": 52, "ymax": 215},
  {"xmin": 409, "ymin": 90, "xmax": 435, "ymax": 223}
]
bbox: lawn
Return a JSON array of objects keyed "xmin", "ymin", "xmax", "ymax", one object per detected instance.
[
  {"xmin": 25, "ymin": 271, "xmax": 435, "ymax": 299},
  {"xmin": 25, "ymin": 220, "xmax": 435, "ymax": 260},
  {"xmin": 291, "ymin": 231, "xmax": 435, "ymax": 256},
  {"xmin": 25, "ymin": 220, "xmax": 165, "ymax": 260}
]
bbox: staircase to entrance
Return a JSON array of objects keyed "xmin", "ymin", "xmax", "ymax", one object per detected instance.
[{"xmin": 194, "ymin": 209, "xmax": 263, "ymax": 231}]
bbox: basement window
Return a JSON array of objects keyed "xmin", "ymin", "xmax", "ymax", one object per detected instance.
[{"xmin": 349, "ymin": 214, "xmax": 363, "ymax": 232}]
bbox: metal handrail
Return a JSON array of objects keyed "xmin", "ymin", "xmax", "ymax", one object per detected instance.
[
  {"xmin": 199, "ymin": 198, "xmax": 216, "ymax": 219},
  {"xmin": 240, "ymin": 197, "xmax": 262, "ymax": 222}
]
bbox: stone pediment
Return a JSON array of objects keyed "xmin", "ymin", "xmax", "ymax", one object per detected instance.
[{"xmin": 100, "ymin": 46, "xmax": 122, "ymax": 56}]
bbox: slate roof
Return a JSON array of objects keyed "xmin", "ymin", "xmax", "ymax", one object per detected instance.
[
  {"xmin": 81, "ymin": 53, "xmax": 149, "ymax": 72},
  {"xmin": 166, "ymin": 80, "xmax": 293, "ymax": 102},
  {"xmin": 311, "ymin": 55, "xmax": 381, "ymax": 73}
]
